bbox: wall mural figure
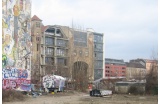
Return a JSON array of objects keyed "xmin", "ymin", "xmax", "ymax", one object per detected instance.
[{"xmin": 2, "ymin": 0, "xmax": 31, "ymax": 91}]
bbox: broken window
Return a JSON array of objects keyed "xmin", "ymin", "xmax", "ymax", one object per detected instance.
[{"xmin": 55, "ymin": 29, "xmax": 61, "ymax": 37}]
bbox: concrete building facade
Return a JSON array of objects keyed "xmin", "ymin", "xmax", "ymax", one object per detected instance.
[{"xmin": 31, "ymin": 16, "xmax": 104, "ymax": 82}]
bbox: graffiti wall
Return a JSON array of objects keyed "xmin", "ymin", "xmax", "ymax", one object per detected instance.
[{"xmin": 2, "ymin": 0, "xmax": 31, "ymax": 91}]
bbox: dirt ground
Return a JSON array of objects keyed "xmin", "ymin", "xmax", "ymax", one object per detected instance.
[{"xmin": 3, "ymin": 91, "xmax": 158, "ymax": 104}]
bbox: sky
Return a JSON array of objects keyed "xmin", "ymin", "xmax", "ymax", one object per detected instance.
[{"xmin": 32, "ymin": 0, "xmax": 158, "ymax": 62}]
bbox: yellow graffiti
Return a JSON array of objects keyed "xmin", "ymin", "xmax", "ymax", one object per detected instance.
[{"xmin": 2, "ymin": 19, "xmax": 8, "ymax": 28}]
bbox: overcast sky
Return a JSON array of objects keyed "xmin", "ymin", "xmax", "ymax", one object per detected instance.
[{"xmin": 32, "ymin": 0, "xmax": 158, "ymax": 62}]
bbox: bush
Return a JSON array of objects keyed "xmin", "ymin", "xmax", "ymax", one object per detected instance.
[
  {"xmin": 2, "ymin": 89, "xmax": 25, "ymax": 102},
  {"xmin": 128, "ymin": 86, "xmax": 138, "ymax": 95}
]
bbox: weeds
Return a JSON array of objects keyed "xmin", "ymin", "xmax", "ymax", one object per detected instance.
[{"xmin": 2, "ymin": 89, "xmax": 25, "ymax": 102}]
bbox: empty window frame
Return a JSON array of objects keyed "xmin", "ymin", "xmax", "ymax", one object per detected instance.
[
  {"xmin": 56, "ymin": 49, "xmax": 65, "ymax": 56},
  {"xmin": 57, "ymin": 58, "xmax": 67, "ymax": 65},
  {"xmin": 56, "ymin": 40, "xmax": 67, "ymax": 47},
  {"xmin": 45, "ymin": 47, "xmax": 54, "ymax": 55},
  {"xmin": 45, "ymin": 37, "xmax": 54, "ymax": 45},
  {"xmin": 55, "ymin": 29, "xmax": 61, "ymax": 37},
  {"xmin": 45, "ymin": 57, "xmax": 54, "ymax": 64}
]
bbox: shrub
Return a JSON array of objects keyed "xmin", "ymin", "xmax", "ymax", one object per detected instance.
[
  {"xmin": 2, "ymin": 89, "xmax": 25, "ymax": 102},
  {"xmin": 128, "ymin": 86, "xmax": 138, "ymax": 95}
]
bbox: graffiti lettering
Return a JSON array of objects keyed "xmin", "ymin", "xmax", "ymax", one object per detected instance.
[
  {"xmin": 2, "ymin": 68, "xmax": 28, "ymax": 79},
  {"xmin": 2, "ymin": 79, "xmax": 31, "ymax": 89}
]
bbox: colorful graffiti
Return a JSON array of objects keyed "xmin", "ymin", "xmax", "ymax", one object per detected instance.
[
  {"xmin": 2, "ymin": 0, "xmax": 31, "ymax": 91},
  {"xmin": 43, "ymin": 75, "xmax": 55, "ymax": 88},
  {"xmin": 2, "ymin": 68, "xmax": 31, "ymax": 91},
  {"xmin": 43, "ymin": 75, "xmax": 66, "ymax": 92},
  {"xmin": 2, "ymin": 68, "xmax": 29, "ymax": 79}
]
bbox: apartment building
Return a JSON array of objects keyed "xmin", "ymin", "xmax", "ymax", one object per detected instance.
[
  {"xmin": 31, "ymin": 15, "xmax": 104, "ymax": 82},
  {"xmin": 130, "ymin": 58, "xmax": 158, "ymax": 74},
  {"xmin": 105, "ymin": 58, "xmax": 126, "ymax": 77},
  {"xmin": 125, "ymin": 61, "xmax": 146, "ymax": 80}
]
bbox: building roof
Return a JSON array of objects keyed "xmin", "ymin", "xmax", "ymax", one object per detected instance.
[
  {"xmin": 126, "ymin": 62, "xmax": 145, "ymax": 68},
  {"xmin": 105, "ymin": 58, "xmax": 126, "ymax": 65},
  {"xmin": 41, "ymin": 25, "xmax": 48, "ymax": 32},
  {"xmin": 144, "ymin": 59, "xmax": 158, "ymax": 63},
  {"xmin": 31, "ymin": 15, "xmax": 42, "ymax": 21}
]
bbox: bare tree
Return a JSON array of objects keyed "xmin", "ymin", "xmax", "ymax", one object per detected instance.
[
  {"xmin": 145, "ymin": 49, "xmax": 158, "ymax": 94},
  {"xmin": 55, "ymin": 63, "xmax": 70, "ymax": 78},
  {"xmin": 145, "ymin": 62, "xmax": 158, "ymax": 94}
]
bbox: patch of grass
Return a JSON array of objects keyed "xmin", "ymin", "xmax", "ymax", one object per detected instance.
[{"xmin": 2, "ymin": 89, "xmax": 25, "ymax": 102}]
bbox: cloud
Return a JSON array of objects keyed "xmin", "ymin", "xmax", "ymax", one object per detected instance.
[{"xmin": 32, "ymin": 0, "xmax": 158, "ymax": 61}]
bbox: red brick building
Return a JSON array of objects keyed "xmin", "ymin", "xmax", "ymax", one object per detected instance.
[{"xmin": 105, "ymin": 58, "xmax": 126, "ymax": 77}]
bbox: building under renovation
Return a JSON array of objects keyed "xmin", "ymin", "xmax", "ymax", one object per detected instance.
[{"xmin": 31, "ymin": 15, "xmax": 104, "ymax": 82}]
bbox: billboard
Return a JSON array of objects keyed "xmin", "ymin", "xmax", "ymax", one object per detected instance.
[{"xmin": 2, "ymin": 0, "xmax": 31, "ymax": 91}]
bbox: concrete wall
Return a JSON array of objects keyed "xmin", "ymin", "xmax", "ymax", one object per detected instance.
[{"xmin": 2, "ymin": 0, "xmax": 31, "ymax": 91}]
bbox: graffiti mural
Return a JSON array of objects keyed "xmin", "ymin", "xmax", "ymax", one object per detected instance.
[{"xmin": 2, "ymin": 0, "xmax": 31, "ymax": 91}]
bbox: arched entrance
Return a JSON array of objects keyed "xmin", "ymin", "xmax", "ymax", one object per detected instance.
[{"xmin": 73, "ymin": 61, "xmax": 88, "ymax": 79}]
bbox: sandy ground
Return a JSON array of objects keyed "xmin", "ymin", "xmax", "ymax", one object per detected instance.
[{"xmin": 3, "ymin": 91, "xmax": 158, "ymax": 104}]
